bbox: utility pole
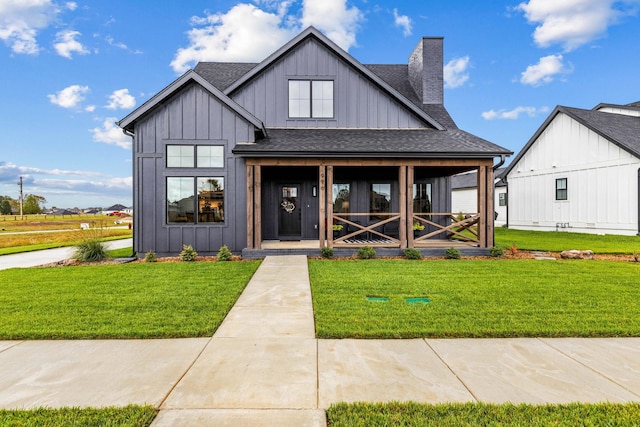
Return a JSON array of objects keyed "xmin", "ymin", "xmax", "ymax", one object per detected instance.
[{"xmin": 18, "ymin": 176, "xmax": 23, "ymax": 220}]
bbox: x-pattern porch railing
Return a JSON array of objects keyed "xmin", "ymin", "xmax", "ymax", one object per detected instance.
[
  {"xmin": 413, "ymin": 213, "xmax": 480, "ymax": 245},
  {"xmin": 332, "ymin": 213, "xmax": 401, "ymax": 247},
  {"xmin": 330, "ymin": 212, "xmax": 480, "ymax": 247}
]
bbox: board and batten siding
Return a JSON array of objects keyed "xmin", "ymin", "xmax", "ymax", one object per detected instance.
[
  {"xmin": 133, "ymin": 83, "xmax": 256, "ymax": 255},
  {"xmin": 507, "ymin": 112, "xmax": 640, "ymax": 235},
  {"xmin": 230, "ymin": 38, "xmax": 429, "ymax": 129}
]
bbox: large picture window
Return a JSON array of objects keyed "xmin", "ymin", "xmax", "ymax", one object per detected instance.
[
  {"xmin": 332, "ymin": 183, "xmax": 350, "ymax": 213},
  {"xmin": 556, "ymin": 178, "xmax": 567, "ymax": 201},
  {"xmin": 288, "ymin": 80, "xmax": 333, "ymax": 118},
  {"xmin": 167, "ymin": 145, "xmax": 224, "ymax": 168},
  {"xmin": 167, "ymin": 177, "xmax": 224, "ymax": 223},
  {"xmin": 370, "ymin": 183, "xmax": 391, "ymax": 219}
]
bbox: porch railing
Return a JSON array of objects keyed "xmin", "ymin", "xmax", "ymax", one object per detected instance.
[
  {"xmin": 332, "ymin": 213, "xmax": 401, "ymax": 247},
  {"xmin": 412, "ymin": 213, "xmax": 480, "ymax": 246},
  {"xmin": 329, "ymin": 212, "xmax": 480, "ymax": 247}
]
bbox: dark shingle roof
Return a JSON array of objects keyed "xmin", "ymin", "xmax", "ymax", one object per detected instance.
[
  {"xmin": 562, "ymin": 106, "xmax": 640, "ymax": 158},
  {"xmin": 233, "ymin": 128, "xmax": 511, "ymax": 158},
  {"xmin": 194, "ymin": 62, "xmax": 257, "ymax": 91},
  {"xmin": 451, "ymin": 168, "xmax": 506, "ymax": 190}
]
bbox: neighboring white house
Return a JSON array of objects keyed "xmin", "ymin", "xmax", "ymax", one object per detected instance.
[
  {"xmin": 451, "ymin": 168, "xmax": 507, "ymax": 227},
  {"xmin": 504, "ymin": 101, "xmax": 640, "ymax": 236}
]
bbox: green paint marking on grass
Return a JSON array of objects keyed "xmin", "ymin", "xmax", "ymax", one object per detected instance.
[
  {"xmin": 366, "ymin": 296, "xmax": 389, "ymax": 302},
  {"xmin": 406, "ymin": 297, "xmax": 431, "ymax": 304}
]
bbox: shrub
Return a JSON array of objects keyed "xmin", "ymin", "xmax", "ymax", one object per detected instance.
[
  {"xmin": 144, "ymin": 250, "xmax": 157, "ymax": 262},
  {"xmin": 357, "ymin": 246, "xmax": 376, "ymax": 260},
  {"xmin": 179, "ymin": 244, "xmax": 198, "ymax": 262},
  {"xmin": 489, "ymin": 246, "xmax": 504, "ymax": 257},
  {"xmin": 73, "ymin": 238, "xmax": 108, "ymax": 262},
  {"xmin": 445, "ymin": 247, "xmax": 461, "ymax": 260},
  {"xmin": 404, "ymin": 248, "xmax": 422, "ymax": 260},
  {"xmin": 320, "ymin": 247, "xmax": 334, "ymax": 259},
  {"xmin": 217, "ymin": 245, "xmax": 233, "ymax": 261}
]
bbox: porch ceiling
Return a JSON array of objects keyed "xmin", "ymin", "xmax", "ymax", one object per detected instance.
[{"xmin": 233, "ymin": 128, "xmax": 512, "ymax": 158}]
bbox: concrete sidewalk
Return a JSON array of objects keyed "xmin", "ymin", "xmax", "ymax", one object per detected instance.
[
  {"xmin": 1, "ymin": 255, "xmax": 639, "ymax": 426},
  {"xmin": 0, "ymin": 238, "xmax": 133, "ymax": 270}
]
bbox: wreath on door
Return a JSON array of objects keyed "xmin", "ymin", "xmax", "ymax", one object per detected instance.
[{"xmin": 281, "ymin": 199, "xmax": 296, "ymax": 213}]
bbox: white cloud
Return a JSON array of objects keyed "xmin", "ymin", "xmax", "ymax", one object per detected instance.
[
  {"xmin": 106, "ymin": 88, "xmax": 136, "ymax": 110},
  {"xmin": 300, "ymin": 0, "xmax": 363, "ymax": 50},
  {"xmin": 48, "ymin": 84, "xmax": 89, "ymax": 108},
  {"xmin": 520, "ymin": 54, "xmax": 572, "ymax": 86},
  {"xmin": 170, "ymin": 0, "xmax": 364, "ymax": 73},
  {"xmin": 393, "ymin": 8, "xmax": 412, "ymax": 37},
  {"xmin": 170, "ymin": 3, "xmax": 297, "ymax": 73},
  {"xmin": 53, "ymin": 29, "xmax": 88, "ymax": 58},
  {"xmin": 516, "ymin": 0, "xmax": 638, "ymax": 51},
  {"xmin": 65, "ymin": 2, "xmax": 77, "ymax": 11},
  {"xmin": 443, "ymin": 56, "xmax": 470, "ymax": 89},
  {"xmin": 482, "ymin": 106, "xmax": 550, "ymax": 120},
  {"xmin": 0, "ymin": 0, "xmax": 60, "ymax": 54},
  {"xmin": 90, "ymin": 117, "xmax": 131, "ymax": 149}
]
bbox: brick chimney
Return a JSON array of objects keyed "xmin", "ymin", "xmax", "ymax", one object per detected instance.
[{"xmin": 408, "ymin": 37, "xmax": 444, "ymax": 105}]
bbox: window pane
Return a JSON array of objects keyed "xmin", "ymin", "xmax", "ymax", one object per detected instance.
[
  {"xmin": 556, "ymin": 178, "xmax": 567, "ymax": 200},
  {"xmin": 197, "ymin": 146, "xmax": 224, "ymax": 168},
  {"xmin": 371, "ymin": 183, "xmax": 391, "ymax": 219},
  {"xmin": 289, "ymin": 80, "xmax": 310, "ymax": 118},
  {"xmin": 312, "ymin": 80, "xmax": 333, "ymax": 118},
  {"xmin": 167, "ymin": 177, "xmax": 194, "ymax": 223},
  {"xmin": 412, "ymin": 183, "xmax": 432, "ymax": 213},
  {"xmin": 167, "ymin": 145, "xmax": 194, "ymax": 168},
  {"xmin": 499, "ymin": 193, "xmax": 507, "ymax": 206},
  {"xmin": 198, "ymin": 177, "xmax": 224, "ymax": 222},
  {"xmin": 333, "ymin": 183, "xmax": 350, "ymax": 213}
]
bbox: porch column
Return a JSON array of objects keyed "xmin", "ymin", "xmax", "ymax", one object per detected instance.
[
  {"xmin": 399, "ymin": 166, "xmax": 407, "ymax": 248},
  {"xmin": 246, "ymin": 165, "xmax": 254, "ymax": 249},
  {"xmin": 407, "ymin": 165, "xmax": 415, "ymax": 248},
  {"xmin": 485, "ymin": 166, "xmax": 495, "ymax": 248},
  {"xmin": 477, "ymin": 165, "xmax": 494, "ymax": 248},
  {"xmin": 254, "ymin": 165, "xmax": 262, "ymax": 249},
  {"xmin": 327, "ymin": 165, "xmax": 334, "ymax": 248},
  {"xmin": 319, "ymin": 165, "xmax": 326, "ymax": 248}
]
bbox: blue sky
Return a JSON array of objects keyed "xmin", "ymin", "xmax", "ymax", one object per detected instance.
[{"xmin": 1, "ymin": 0, "xmax": 639, "ymax": 208}]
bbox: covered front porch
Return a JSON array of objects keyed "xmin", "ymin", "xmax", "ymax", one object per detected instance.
[{"xmin": 244, "ymin": 158, "xmax": 495, "ymax": 252}]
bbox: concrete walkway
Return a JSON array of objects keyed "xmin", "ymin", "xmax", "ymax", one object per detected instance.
[{"xmin": 1, "ymin": 255, "xmax": 640, "ymax": 426}]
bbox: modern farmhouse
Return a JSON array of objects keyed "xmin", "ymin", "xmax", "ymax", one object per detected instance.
[
  {"xmin": 118, "ymin": 27, "xmax": 511, "ymax": 257},
  {"xmin": 504, "ymin": 101, "xmax": 640, "ymax": 236}
]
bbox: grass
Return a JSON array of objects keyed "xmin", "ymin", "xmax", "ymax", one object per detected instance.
[
  {"xmin": 495, "ymin": 227, "xmax": 640, "ymax": 254},
  {"xmin": 0, "ymin": 405, "xmax": 156, "ymax": 427},
  {"xmin": 309, "ymin": 259, "xmax": 640, "ymax": 338},
  {"xmin": 0, "ymin": 261, "xmax": 260, "ymax": 339},
  {"xmin": 327, "ymin": 402, "xmax": 640, "ymax": 426}
]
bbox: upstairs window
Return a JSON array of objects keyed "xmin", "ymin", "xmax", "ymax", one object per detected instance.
[
  {"xmin": 289, "ymin": 80, "xmax": 334, "ymax": 118},
  {"xmin": 556, "ymin": 178, "xmax": 567, "ymax": 201},
  {"xmin": 167, "ymin": 145, "xmax": 224, "ymax": 168}
]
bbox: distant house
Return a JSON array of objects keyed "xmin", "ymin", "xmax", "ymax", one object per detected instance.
[
  {"xmin": 504, "ymin": 101, "xmax": 640, "ymax": 236},
  {"xmin": 118, "ymin": 27, "xmax": 510, "ymax": 257},
  {"xmin": 451, "ymin": 168, "xmax": 507, "ymax": 227}
]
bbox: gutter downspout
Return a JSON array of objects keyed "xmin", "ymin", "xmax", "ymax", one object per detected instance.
[{"xmin": 123, "ymin": 127, "xmax": 136, "ymax": 257}]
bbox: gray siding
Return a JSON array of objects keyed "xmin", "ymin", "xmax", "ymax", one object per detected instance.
[
  {"xmin": 231, "ymin": 38, "xmax": 428, "ymax": 129},
  {"xmin": 134, "ymin": 83, "xmax": 255, "ymax": 255}
]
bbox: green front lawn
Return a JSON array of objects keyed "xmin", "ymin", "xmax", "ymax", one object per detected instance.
[
  {"xmin": 327, "ymin": 402, "xmax": 640, "ymax": 427},
  {"xmin": 495, "ymin": 227, "xmax": 640, "ymax": 254},
  {"xmin": 310, "ymin": 259, "xmax": 640, "ymax": 338},
  {"xmin": 0, "ymin": 405, "xmax": 156, "ymax": 427},
  {"xmin": 0, "ymin": 261, "xmax": 260, "ymax": 339}
]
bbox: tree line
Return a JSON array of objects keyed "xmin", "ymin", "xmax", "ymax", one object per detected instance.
[{"xmin": 0, "ymin": 194, "xmax": 47, "ymax": 215}]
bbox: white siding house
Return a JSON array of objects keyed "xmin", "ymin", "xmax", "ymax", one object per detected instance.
[
  {"xmin": 451, "ymin": 169, "xmax": 507, "ymax": 227},
  {"xmin": 504, "ymin": 102, "xmax": 640, "ymax": 236}
]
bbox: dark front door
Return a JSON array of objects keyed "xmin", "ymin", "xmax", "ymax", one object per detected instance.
[{"xmin": 279, "ymin": 184, "xmax": 302, "ymax": 239}]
